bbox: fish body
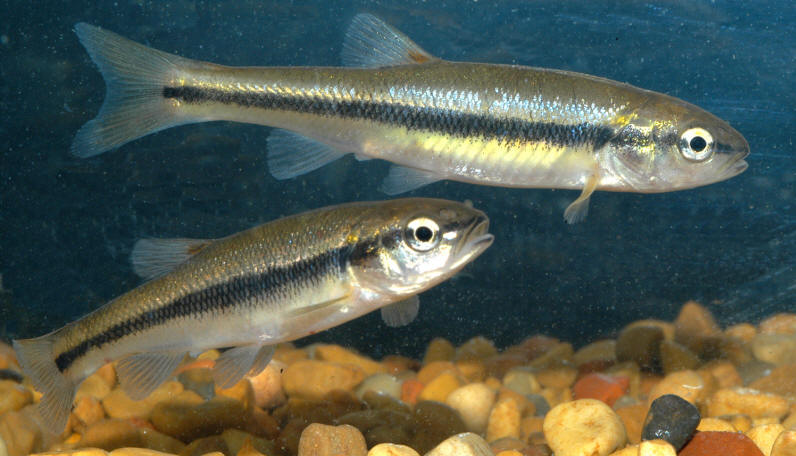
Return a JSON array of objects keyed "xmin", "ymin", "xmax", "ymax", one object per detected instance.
[
  {"xmin": 71, "ymin": 14, "xmax": 749, "ymax": 222},
  {"xmin": 14, "ymin": 198, "xmax": 492, "ymax": 433}
]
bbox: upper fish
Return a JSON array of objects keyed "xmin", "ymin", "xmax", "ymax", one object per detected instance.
[
  {"xmin": 13, "ymin": 198, "xmax": 493, "ymax": 433},
  {"xmin": 71, "ymin": 14, "xmax": 749, "ymax": 223}
]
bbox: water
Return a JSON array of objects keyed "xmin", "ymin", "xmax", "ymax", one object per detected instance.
[{"xmin": 1, "ymin": 0, "xmax": 794, "ymax": 358}]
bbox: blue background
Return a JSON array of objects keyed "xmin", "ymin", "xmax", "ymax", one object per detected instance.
[{"xmin": 1, "ymin": 1, "xmax": 793, "ymax": 357}]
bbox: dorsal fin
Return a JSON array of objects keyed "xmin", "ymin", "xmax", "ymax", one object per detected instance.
[
  {"xmin": 131, "ymin": 238, "xmax": 212, "ymax": 280},
  {"xmin": 342, "ymin": 13, "xmax": 436, "ymax": 68}
]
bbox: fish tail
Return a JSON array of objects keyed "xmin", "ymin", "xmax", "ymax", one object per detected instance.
[
  {"xmin": 71, "ymin": 23, "xmax": 197, "ymax": 157},
  {"xmin": 13, "ymin": 335, "xmax": 76, "ymax": 434}
]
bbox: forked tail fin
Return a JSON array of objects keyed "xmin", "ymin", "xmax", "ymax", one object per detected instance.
[
  {"xmin": 13, "ymin": 335, "xmax": 76, "ymax": 434},
  {"xmin": 71, "ymin": 23, "xmax": 200, "ymax": 157}
]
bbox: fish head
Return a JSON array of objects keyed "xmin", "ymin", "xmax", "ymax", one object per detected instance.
[
  {"xmin": 349, "ymin": 198, "xmax": 493, "ymax": 298},
  {"xmin": 603, "ymin": 94, "xmax": 749, "ymax": 192}
]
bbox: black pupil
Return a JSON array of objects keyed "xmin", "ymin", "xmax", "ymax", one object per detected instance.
[
  {"xmin": 689, "ymin": 136, "xmax": 707, "ymax": 152},
  {"xmin": 415, "ymin": 226, "xmax": 433, "ymax": 242}
]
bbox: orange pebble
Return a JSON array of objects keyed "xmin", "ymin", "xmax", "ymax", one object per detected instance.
[
  {"xmin": 572, "ymin": 373, "xmax": 629, "ymax": 406},
  {"xmin": 401, "ymin": 378, "xmax": 424, "ymax": 405}
]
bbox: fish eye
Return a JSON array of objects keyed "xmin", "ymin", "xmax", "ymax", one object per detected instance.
[
  {"xmin": 679, "ymin": 127, "xmax": 714, "ymax": 161},
  {"xmin": 405, "ymin": 217, "xmax": 440, "ymax": 252}
]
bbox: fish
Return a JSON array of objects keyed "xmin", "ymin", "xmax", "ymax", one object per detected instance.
[
  {"xmin": 71, "ymin": 14, "xmax": 749, "ymax": 223},
  {"xmin": 13, "ymin": 198, "xmax": 493, "ymax": 433}
]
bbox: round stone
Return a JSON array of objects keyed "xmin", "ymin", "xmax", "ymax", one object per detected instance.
[{"xmin": 543, "ymin": 399, "xmax": 627, "ymax": 456}]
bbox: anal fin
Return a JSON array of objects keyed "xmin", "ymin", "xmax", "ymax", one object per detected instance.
[
  {"xmin": 116, "ymin": 351, "xmax": 185, "ymax": 400},
  {"xmin": 379, "ymin": 165, "xmax": 443, "ymax": 195},
  {"xmin": 564, "ymin": 173, "xmax": 599, "ymax": 224},
  {"xmin": 267, "ymin": 129, "xmax": 346, "ymax": 180}
]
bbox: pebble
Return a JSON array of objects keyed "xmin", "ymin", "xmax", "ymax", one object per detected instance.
[
  {"xmin": 572, "ymin": 373, "xmax": 629, "ymax": 406},
  {"xmin": 417, "ymin": 361, "xmax": 459, "ymax": 384},
  {"xmin": 759, "ymin": 314, "xmax": 796, "ymax": 335},
  {"xmin": 616, "ymin": 403, "xmax": 648, "ymax": 444},
  {"xmin": 356, "ymin": 373, "xmax": 402, "ymax": 400},
  {"xmin": 425, "ymin": 432, "xmax": 493, "ymax": 456},
  {"xmin": 0, "ymin": 380, "xmax": 31, "ymax": 416},
  {"xmin": 220, "ymin": 428, "xmax": 275, "ymax": 456},
  {"xmin": 72, "ymin": 396, "xmax": 106, "ymax": 430},
  {"xmin": 535, "ymin": 365, "xmax": 578, "ymax": 390},
  {"xmin": 455, "ymin": 336, "xmax": 498, "ymax": 361},
  {"xmin": 749, "ymin": 364, "xmax": 796, "ymax": 398},
  {"xmin": 639, "ymin": 439, "xmax": 677, "ymax": 456},
  {"xmin": 738, "ymin": 360, "xmax": 777, "ymax": 385},
  {"xmin": 0, "ymin": 408, "xmax": 41, "ymax": 456},
  {"xmin": 701, "ymin": 361, "xmax": 743, "ymax": 389},
  {"xmin": 486, "ymin": 397, "xmax": 522, "ymax": 442},
  {"xmin": 400, "ymin": 379, "xmax": 424, "ymax": 405},
  {"xmin": 751, "ymin": 335, "xmax": 796, "ymax": 366},
  {"xmin": 543, "ymin": 399, "xmax": 627, "ymax": 456},
  {"xmin": 641, "ymin": 394, "xmax": 700, "ymax": 451},
  {"xmin": 659, "ymin": 340, "xmax": 701, "ymax": 374},
  {"xmin": 502, "ymin": 368, "xmax": 541, "ymax": 395},
  {"xmin": 337, "ymin": 409, "xmax": 413, "ymax": 447},
  {"xmin": 101, "ymin": 381, "xmax": 184, "ymax": 420},
  {"xmin": 444, "ymin": 382, "xmax": 495, "ymax": 433},
  {"xmin": 573, "ymin": 339, "xmax": 617, "ymax": 370},
  {"xmin": 297, "ymin": 423, "xmax": 367, "ymax": 456},
  {"xmin": 616, "ymin": 323, "xmax": 665, "ymax": 371},
  {"xmin": 679, "ymin": 431, "xmax": 764, "ymax": 456},
  {"xmin": 150, "ymin": 396, "xmax": 249, "ymax": 442},
  {"xmin": 771, "ymin": 431, "xmax": 796, "ymax": 456},
  {"xmin": 78, "ymin": 419, "xmax": 184, "ymax": 453},
  {"xmin": 410, "ymin": 401, "xmax": 467, "ymax": 454},
  {"xmin": 368, "ymin": 443, "xmax": 420, "ymax": 456},
  {"xmin": 282, "ymin": 360, "xmax": 365, "ymax": 400},
  {"xmin": 697, "ymin": 417, "xmax": 737, "ymax": 432},
  {"xmin": 314, "ymin": 344, "xmax": 386, "ymax": 376},
  {"xmin": 708, "ymin": 388, "xmax": 790, "ymax": 420},
  {"xmin": 674, "ymin": 301, "xmax": 721, "ymax": 353},
  {"xmin": 727, "ymin": 323, "xmax": 759, "ymax": 343},
  {"xmin": 424, "ymin": 338, "xmax": 456, "ymax": 364},
  {"xmin": 247, "ymin": 361, "xmax": 287, "ymax": 409},
  {"xmin": 647, "ymin": 370, "xmax": 706, "ymax": 407},
  {"xmin": 75, "ymin": 374, "xmax": 113, "ymax": 402},
  {"xmin": 747, "ymin": 424, "xmax": 785, "ymax": 456},
  {"xmin": 418, "ymin": 372, "xmax": 463, "ymax": 403},
  {"xmin": 527, "ymin": 342, "xmax": 574, "ymax": 369},
  {"xmin": 610, "ymin": 446, "xmax": 640, "ymax": 456},
  {"xmin": 454, "ymin": 360, "xmax": 486, "ymax": 383},
  {"xmin": 176, "ymin": 366, "xmax": 214, "ymax": 400}
]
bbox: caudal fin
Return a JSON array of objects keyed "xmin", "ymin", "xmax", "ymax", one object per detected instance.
[
  {"xmin": 13, "ymin": 335, "xmax": 76, "ymax": 434},
  {"xmin": 72, "ymin": 23, "xmax": 198, "ymax": 157}
]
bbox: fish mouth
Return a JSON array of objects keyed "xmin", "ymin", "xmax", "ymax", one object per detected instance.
[{"xmin": 449, "ymin": 216, "xmax": 493, "ymax": 270}]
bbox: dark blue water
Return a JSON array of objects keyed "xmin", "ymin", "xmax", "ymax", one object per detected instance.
[{"xmin": 1, "ymin": 1, "xmax": 794, "ymax": 357}]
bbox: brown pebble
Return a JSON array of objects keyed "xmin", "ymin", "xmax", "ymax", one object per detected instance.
[
  {"xmin": 701, "ymin": 361, "xmax": 743, "ymax": 389},
  {"xmin": 759, "ymin": 314, "xmax": 796, "ymax": 335},
  {"xmin": 282, "ymin": 360, "xmax": 365, "ymax": 400},
  {"xmin": 487, "ymin": 397, "xmax": 522, "ymax": 442},
  {"xmin": 150, "ymin": 396, "xmax": 249, "ymax": 442},
  {"xmin": 418, "ymin": 372, "xmax": 463, "ymax": 403},
  {"xmin": 314, "ymin": 344, "xmax": 386, "ymax": 376},
  {"xmin": 424, "ymin": 338, "xmax": 456, "ymax": 364},
  {"xmin": 771, "ymin": 431, "xmax": 796, "ymax": 456},
  {"xmin": 746, "ymin": 423, "xmax": 785, "ymax": 456},
  {"xmin": 102, "ymin": 381, "xmax": 184, "ymax": 420},
  {"xmin": 679, "ymin": 431, "xmax": 764, "ymax": 456},
  {"xmin": 647, "ymin": 370, "xmax": 706, "ymax": 407},
  {"xmin": 368, "ymin": 443, "xmax": 421, "ymax": 456},
  {"xmin": 418, "ymin": 361, "xmax": 459, "ymax": 384},
  {"xmin": 410, "ymin": 401, "xmax": 468, "ymax": 454},
  {"xmin": 297, "ymin": 423, "xmax": 367, "ymax": 456},
  {"xmin": 535, "ymin": 365, "xmax": 578, "ymax": 389},
  {"xmin": 573, "ymin": 340, "xmax": 617, "ymax": 368},
  {"xmin": 616, "ymin": 403, "xmax": 648, "ymax": 444},
  {"xmin": 708, "ymin": 388, "xmax": 790, "ymax": 420},
  {"xmin": 455, "ymin": 336, "xmax": 498, "ymax": 361},
  {"xmin": 72, "ymin": 396, "xmax": 106, "ymax": 430},
  {"xmin": 674, "ymin": 301, "xmax": 721, "ymax": 353},
  {"xmin": 726, "ymin": 323, "xmax": 759, "ymax": 343},
  {"xmin": 616, "ymin": 323, "xmax": 665, "ymax": 371},
  {"xmin": 247, "ymin": 361, "xmax": 287, "ymax": 409},
  {"xmin": 0, "ymin": 408, "xmax": 42, "ymax": 456},
  {"xmin": 659, "ymin": 340, "xmax": 701, "ymax": 374},
  {"xmin": 697, "ymin": 417, "xmax": 737, "ymax": 432},
  {"xmin": 0, "ymin": 380, "xmax": 31, "ymax": 416},
  {"xmin": 749, "ymin": 364, "xmax": 796, "ymax": 398},
  {"xmin": 751, "ymin": 334, "xmax": 796, "ymax": 366}
]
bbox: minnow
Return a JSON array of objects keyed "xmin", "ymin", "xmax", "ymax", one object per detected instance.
[
  {"xmin": 13, "ymin": 198, "xmax": 492, "ymax": 433},
  {"xmin": 71, "ymin": 14, "xmax": 749, "ymax": 223}
]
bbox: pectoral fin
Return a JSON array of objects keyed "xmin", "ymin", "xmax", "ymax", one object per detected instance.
[
  {"xmin": 564, "ymin": 173, "xmax": 599, "ymax": 224},
  {"xmin": 380, "ymin": 295, "xmax": 420, "ymax": 327},
  {"xmin": 267, "ymin": 129, "xmax": 346, "ymax": 180},
  {"xmin": 213, "ymin": 344, "xmax": 275, "ymax": 389}
]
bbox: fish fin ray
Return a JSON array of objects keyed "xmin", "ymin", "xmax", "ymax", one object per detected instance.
[
  {"xmin": 213, "ymin": 344, "xmax": 273, "ymax": 389},
  {"xmin": 564, "ymin": 173, "xmax": 599, "ymax": 224},
  {"xmin": 116, "ymin": 351, "xmax": 184, "ymax": 400},
  {"xmin": 13, "ymin": 336, "xmax": 76, "ymax": 434},
  {"xmin": 267, "ymin": 129, "xmax": 346, "ymax": 180},
  {"xmin": 131, "ymin": 238, "xmax": 212, "ymax": 280},
  {"xmin": 380, "ymin": 295, "xmax": 420, "ymax": 327},
  {"xmin": 342, "ymin": 14, "xmax": 436, "ymax": 67},
  {"xmin": 71, "ymin": 23, "xmax": 199, "ymax": 157},
  {"xmin": 379, "ymin": 165, "xmax": 443, "ymax": 195}
]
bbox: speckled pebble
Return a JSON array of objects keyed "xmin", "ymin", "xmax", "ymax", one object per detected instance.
[
  {"xmin": 771, "ymin": 431, "xmax": 796, "ymax": 456},
  {"xmin": 647, "ymin": 370, "xmax": 706, "ymax": 407},
  {"xmin": 282, "ymin": 359, "xmax": 365, "ymax": 400},
  {"xmin": 708, "ymin": 388, "xmax": 790, "ymax": 420},
  {"xmin": 486, "ymin": 397, "xmax": 522, "ymax": 442},
  {"xmin": 543, "ymin": 399, "xmax": 627, "ymax": 456},
  {"xmin": 697, "ymin": 417, "xmax": 737, "ymax": 432},
  {"xmin": 297, "ymin": 423, "xmax": 367, "ymax": 456},
  {"xmin": 747, "ymin": 424, "xmax": 786, "ymax": 456},
  {"xmin": 445, "ymin": 382, "xmax": 495, "ymax": 433},
  {"xmin": 641, "ymin": 394, "xmax": 700, "ymax": 451},
  {"xmin": 248, "ymin": 361, "xmax": 287, "ymax": 409},
  {"xmin": 425, "ymin": 432, "xmax": 493, "ymax": 456},
  {"xmin": 639, "ymin": 439, "xmax": 677, "ymax": 456},
  {"xmin": 367, "ymin": 443, "xmax": 420, "ymax": 456}
]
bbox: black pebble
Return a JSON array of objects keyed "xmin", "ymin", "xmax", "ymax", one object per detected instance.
[
  {"xmin": 0, "ymin": 368, "xmax": 24, "ymax": 383},
  {"xmin": 642, "ymin": 393, "xmax": 701, "ymax": 451}
]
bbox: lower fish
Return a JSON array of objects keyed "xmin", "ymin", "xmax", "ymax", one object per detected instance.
[
  {"xmin": 71, "ymin": 14, "xmax": 749, "ymax": 223},
  {"xmin": 13, "ymin": 198, "xmax": 493, "ymax": 433}
]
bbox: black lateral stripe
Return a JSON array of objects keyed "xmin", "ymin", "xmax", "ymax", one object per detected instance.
[
  {"xmin": 54, "ymin": 245, "xmax": 350, "ymax": 372},
  {"xmin": 162, "ymin": 85, "xmax": 615, "ymax": 148}
]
